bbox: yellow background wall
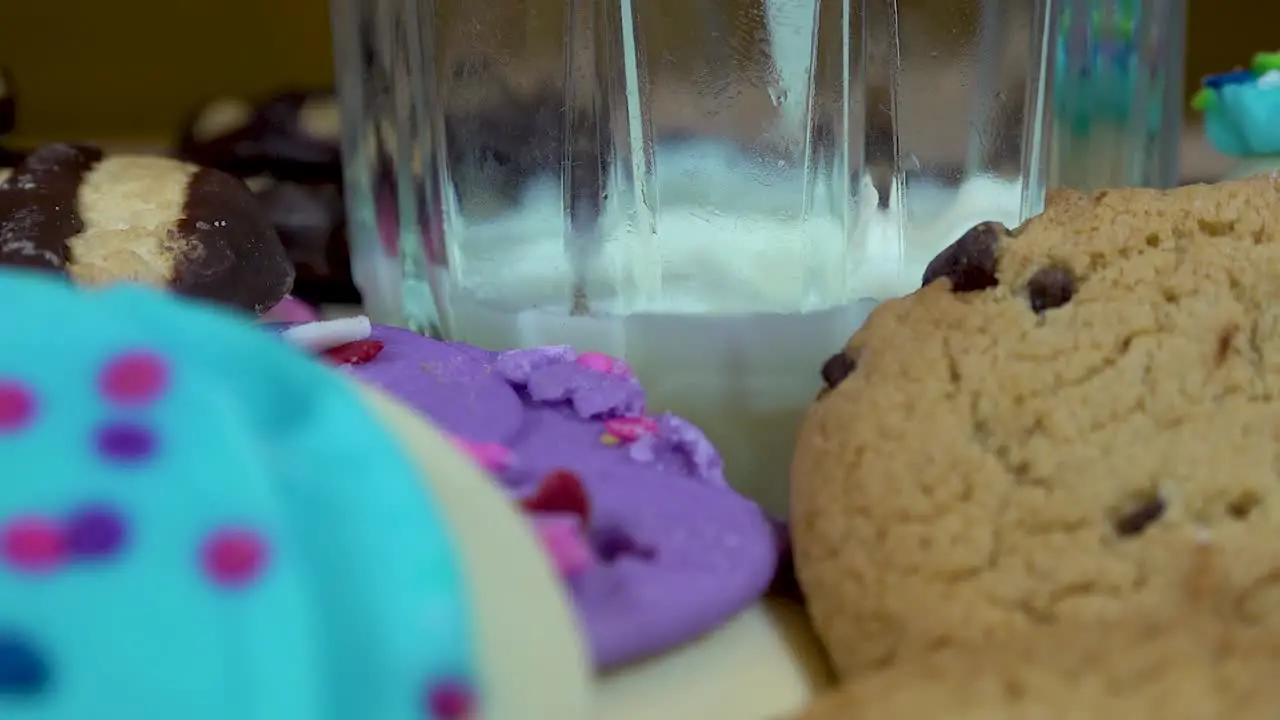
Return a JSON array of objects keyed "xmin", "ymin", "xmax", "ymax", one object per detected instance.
[{"xmin": 0, "ymin": 0, "xmax": 1255, "ymax": 145}]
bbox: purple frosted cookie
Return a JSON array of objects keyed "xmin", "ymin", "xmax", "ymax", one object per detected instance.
[{"xmin": 273, "ymin": 319, "xmax": 778, "ymax": 669}]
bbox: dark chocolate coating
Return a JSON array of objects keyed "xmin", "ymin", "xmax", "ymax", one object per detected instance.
[
  {"xmin": 178, "ymin": 91, "xmax": 356, "ymax": 304},
  {"xmin": 0, "ymin": 143, "xmax": 104, "ymax": 271},
  {"xmin": 175, "ymin": 168, "xmax": 295, "ymax": 313},
  {"xmin": 0, "ymin": 147, "xmax": 26, "ymax": 168}
]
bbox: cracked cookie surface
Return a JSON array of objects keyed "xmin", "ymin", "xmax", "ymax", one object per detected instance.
[
  {"xmin": 791, "ymin": 175, "xmax": 1280, "ymax": 677},
  {"xmin": 797, "ymin": 614, "xmax": 1280, "ymax": 719}
]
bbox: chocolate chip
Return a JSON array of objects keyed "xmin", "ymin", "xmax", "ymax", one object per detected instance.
[
  {"xmin": 921, "ymin": 222, "xmax": 1004, "ymax": 292},
  {"xmin": 1026, "ymin": 266, "xmax": 1076, "ymax": 313},
  {"xmin": 1113, "ymin": 495, "xmax": 1165, "ymax": 537},
  {"xmin": 821, "ymin": 351, "xmax": 858, "ymax": 389}
]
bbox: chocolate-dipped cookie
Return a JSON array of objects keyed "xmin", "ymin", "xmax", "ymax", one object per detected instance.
[
  {"xmin": 0, "ymin": 143, "xmax": 294, "ymax": 314},
  {"xmin": 178, "ymin": 92, "xmax": 342, "ymax": 184}
]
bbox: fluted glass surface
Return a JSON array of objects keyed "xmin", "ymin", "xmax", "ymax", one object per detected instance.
[{"xmin": 330, "ymin": 0, "xmax": 1185, "ymax": 516}]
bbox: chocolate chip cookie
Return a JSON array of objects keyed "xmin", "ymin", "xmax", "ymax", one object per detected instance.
[
  {"xmin": 797, "ymin": 614, "xmax": 1280, "ymax": 719},
  {"xmin": 0, "ymin": 143, "xmax": 293, "ymax": 314},
  {"xmin": 797, "ymin": 537, "xmax": 1280, "ymax": 717},
  {"xmin": 792, "ymin": 176, "xmax": 1280, "ymax": 677}
]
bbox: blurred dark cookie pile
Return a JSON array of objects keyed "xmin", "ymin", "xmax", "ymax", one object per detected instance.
[
  {"xmin": 0, "ymin": 77, "xmax": 351, "ymax": 306},
  {"xmin": 0, "ymin": 69, "xmax": 25, "ymax": 170},
  {"xmin": 177, "ymin": 92, "xmax": 357, "ymax": 305}
]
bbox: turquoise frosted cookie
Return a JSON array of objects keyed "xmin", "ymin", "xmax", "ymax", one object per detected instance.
[{"xmin": 0, "ymin": 270, "xmax": 476, "ymax": 719}]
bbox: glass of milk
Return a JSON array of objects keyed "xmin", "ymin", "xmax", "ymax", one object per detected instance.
[{"xmin": 330, "ymin": 0, "xmax": 1184, "ymax": 517}]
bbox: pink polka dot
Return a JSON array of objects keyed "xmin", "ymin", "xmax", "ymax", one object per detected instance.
[
  {"xmin": 0, "ymin": 382, "xmax": 35, "ymax": 433},
  {"xmin": 1, "ymin": 517, "xmax": 65, "ymax": 573},
  {"xmin": 99, "ymin": 351, "xmax": 169, "ymax": 407},
  {"xmin": 425, "ymin": 679, "xmax": 475, "ymax": 719},
  {"xmin": 202, "ymin": 528, "xmax": 269, "ymax": 588}
]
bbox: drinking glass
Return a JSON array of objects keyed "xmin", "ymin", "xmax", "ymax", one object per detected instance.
[{"xmin": 330, "ymin": 0, "xmax": 1186, "ymax": 516}]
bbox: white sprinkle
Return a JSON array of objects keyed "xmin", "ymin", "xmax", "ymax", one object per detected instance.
[{"xmin": 281, "ymin": 316, "xmax": 372, "ymax": 351}]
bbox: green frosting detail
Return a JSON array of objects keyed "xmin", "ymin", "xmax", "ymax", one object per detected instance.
[
  {"xmin": 1190, "ymin": 87, "xmax": 1218, "ymax": 113},
  {"xmin": 1253, "ymin": 51, "xmax": 1280, "ymax": 74}
]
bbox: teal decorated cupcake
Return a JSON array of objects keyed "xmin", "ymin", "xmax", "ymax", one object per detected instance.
[{"xmin": 1194, "ymin": 52, "xmax": 1280, "ymax": 171}]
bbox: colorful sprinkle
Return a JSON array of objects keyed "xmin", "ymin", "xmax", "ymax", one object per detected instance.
[
  {"xmin": 0, "ymin": 634, "xmax": 50, "ymax": 696},
  {"xmin": 599, "ymin": 433, "xmax": 620, "ymax": 446},
  {"xmin": 603, "ymin": 416, "xmax": 657, "ymax": 442},
  {"xmin": 519, "ymin": 469, "xmax": 590, "ymax": 524},
  {"xmin": 0, "ymin": 382, "xmax": 35, "ymax": 433},
  {"xmin": 534, "ymin": 517, "xmax": 594, "ymax": 578},
  {"xmin": 1, "ymin": 517, "xmax": 65, "ymax": 573},
  {"xmin": 575, "ymin": 351, "xmax": 630, "ymax": 376},
  {"xmin": 95, "ymin": 423, "xmax": 157, "ymax": 462},
  {"xmin": 98, "ymin": 351, "xmax": 169, "ymax": 406},
  {"xmin": 281, "ymin": 316, "xmax": 372, "ymax": 351},
  {"xmin": 202, "ymin": 528, "xmax": 269, "ymax": 588},
  {"xmin": 321, "ymin": 339, "xmax": 385, "ymax": 366},
  {"xmin": 64, "ymin": 505, "xmax": 127, "ymax": 559},
  {"xmin": 425, "ymin": 679, "xmax": 476, "ymax": 719},
  {"xmin": 448, "ymin": 436, "xmax": 513, "ymax": 473}
]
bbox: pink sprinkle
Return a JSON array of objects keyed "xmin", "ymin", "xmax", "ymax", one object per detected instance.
[
  {"xmin": 0, "ymin": 382, "xmax": 35, "ymax": 433},
  {"xmin": 425, "ymin": 679, "xmax": 475, "ymax": 719},
  {"xmin": 1, "ymin": 517, "xmax": 65, "ymax": 573},
  {"xmin": 99, "ymin": 351, "xmax": 169, "ymax": 407},
  {"xmin": 448, "ymin": 435, "xmax": 513, "ymax": 473},
  {"xmin": 575, "ymin": 352, "xmax": 630, "ymax": 376},
  {"xmin": 603, "ymin": 416, "xmax": 657, "ymax": 442},
  {"xmin": 534, "ymin": 517, "xmax": 593, "ymax": 578},
  {"xmin": 202, "ymin": 528, "xmax": 269, "ymax": 588}
]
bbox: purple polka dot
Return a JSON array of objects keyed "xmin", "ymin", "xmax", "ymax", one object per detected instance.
[
  {"xmin": 65, "ymin": 506, "xmax": 127, "ymax": 558},
  {"xmin": 95, "ymin": 423, "xmax": 156, "ymax": 462}
]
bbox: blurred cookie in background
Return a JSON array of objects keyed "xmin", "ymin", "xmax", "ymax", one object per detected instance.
[
  {"xmin": 178, "ymin": 92, "xmax": 342, "ymax": 183},
  {"xmin": 252, "ymin": 175, "xmax": 358, "ymax": 304},
  {"xmin": 0, "ymin": 68, "xmax": 27, "ymax": 170},
  {"xmin": 0, "ymin": 68, "xmax": 15, "ymax": 138}
]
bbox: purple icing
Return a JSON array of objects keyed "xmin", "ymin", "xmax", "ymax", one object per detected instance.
[
  {"xmin": 343, "ymin": 325, "xmax": 523, "ymax": 445},
  {"xmin": 272, "ymin": 322, "xmax": 775, "ymax": 669},
  {"xmin": 492, "ymin": 346, "xmax": 576, "ymax": 383},
  {"xmin": 496, "ymin": 346, "xmax": 646, "ymax": 420}
]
